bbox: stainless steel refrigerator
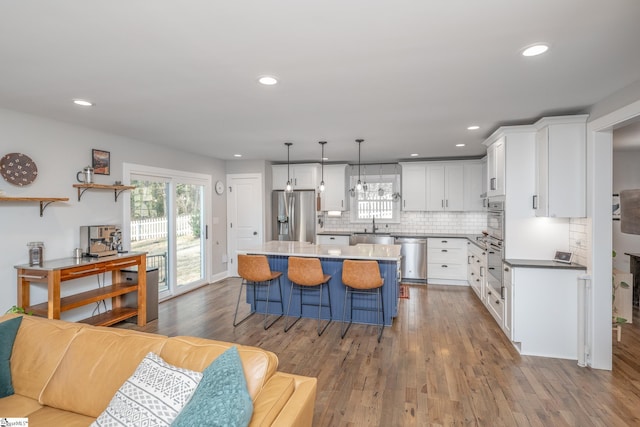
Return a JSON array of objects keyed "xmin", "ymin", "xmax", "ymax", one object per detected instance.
[{"xmin": 272, "ymin": 190, "xmax": 316, "ymax": 243}]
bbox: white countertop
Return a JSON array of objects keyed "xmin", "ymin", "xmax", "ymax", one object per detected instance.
[{"xmin": 238, "ymin": 241, "xmax": 401, "ymax": 261}]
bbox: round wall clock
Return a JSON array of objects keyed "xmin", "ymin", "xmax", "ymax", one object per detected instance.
[
  {"xmin": 0, "ymin": 153, "xmax": 38, "ymax": 186},
  {"xmin": 215, "ymin": 180, "xmax": 225, "ymax": 195}
]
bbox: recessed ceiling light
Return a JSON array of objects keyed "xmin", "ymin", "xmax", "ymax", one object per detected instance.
[
  {"xmin": 233, "ymin": 154, "xmax": 242, "ymax": 158},
  {"xmin": 456, "ymin": 144, "xmax": 466, "ymax": 147},
  {"xmin": 258, "ymin": 76, "xmax": 278, "ymax": 85},
  {"xmin": 73, "ymin": 99, "xmax": 93, "ymax": 107},
  {"xmin": 522, "ymin": 44, "xmax": 549, "ymax": 57},
  {"xmin": 410, "ymin": 153, "xmax": 419, "ymax": 157},
  {"xmin": 467, "ymin": 125, "xmax": 480, "ymax": 130}
]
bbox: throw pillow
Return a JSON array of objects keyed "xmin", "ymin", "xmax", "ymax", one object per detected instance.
[
  {"xmin": 91, "ymin": 352, "xmax": 203, "ymax": 427},
  {"xmin": 0, "ymin": 316, "xmax": 23, "ymax": 398},
  {"xmin": 171, "ymin": 346, "xmax": 253, "ymax": 427}
]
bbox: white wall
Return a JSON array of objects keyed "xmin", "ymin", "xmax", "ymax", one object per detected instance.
[
  {"xmin": 612, "ymin": 149, "xmax": 640, "ymax": 272},
  {"xmin": 0, "ymin": 107, "xmax": 226, "ymax": 316}
]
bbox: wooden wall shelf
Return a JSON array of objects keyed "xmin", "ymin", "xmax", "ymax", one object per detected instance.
[
  {"xmin": 72, "ymin": 183, "xmax": 136, "ymax": 202},
  {"xmin": 0, "ymin": 196, "xmax": 69, "ymax": 216}
]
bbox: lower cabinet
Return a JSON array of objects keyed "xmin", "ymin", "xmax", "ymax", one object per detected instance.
[
  {"xmin": 427, "ymin": 238, "xmax": 467, "ymax": 285},
  {"xmin": 316, "ymin": 234, "xmax": 350, "ymax": 245},
  {"xmin": 467, "ymin": 241, "xmax": 486, "ymax": 302},
  {"xmin": 495, "ymin": 264, "xmax": 585, "ymax": 360}
]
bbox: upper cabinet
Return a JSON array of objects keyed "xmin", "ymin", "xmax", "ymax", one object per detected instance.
[
  {"xmin": 320, "ymin": 164, "xmax": 348, "ymax": 211},
  {"xmin": 400, "ymin": 160, "xmax": 484, "ymax": 212},
  {"xmin": 400, "ymin": 163, "xmax": 427, "ymax": 211},
  {"xmin": 533, "ymin": 115, "xmax": 587, "ymax": 218},
  {"xmin": 486, "ymin": 136, "xmax": 505, "ymax": 197},
  {"xmin": 272, "ymin": 164, "xmax": 319, "ymax": 191},
  {"xmin": 426, "ymin": 163, "xmax": 464, "ymax": 211}
]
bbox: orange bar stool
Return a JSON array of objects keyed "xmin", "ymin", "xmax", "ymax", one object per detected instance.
[
  {"xmin": 285, "ymin": 256, "xmax": 333, "ymax": 336},
  {"xmin": 233, "ymin": 254, "xmax": 284, "ymax": 330},
  {"xmin": 341, "ymin": 259, "xmax": 385, "ymax": 342}
]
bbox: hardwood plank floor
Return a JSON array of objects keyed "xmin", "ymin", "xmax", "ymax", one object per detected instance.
[{"xmin": 118, "ymin": 280, "xmax": 640, "ymax": 426}]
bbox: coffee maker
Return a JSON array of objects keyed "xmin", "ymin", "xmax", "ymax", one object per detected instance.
[{"xmin": 80, "ymin": 225, "xmax": 121, "ymax": 257}]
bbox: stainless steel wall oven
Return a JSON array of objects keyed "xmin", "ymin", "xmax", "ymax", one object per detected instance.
[{"xmin": 486, "ymin": 200, "xmax": 504, "ymax": 298}]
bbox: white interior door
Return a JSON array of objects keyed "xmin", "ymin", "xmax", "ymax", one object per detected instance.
[{"xmin": 227, "ymin": 174, "xmax": 264, "ymax": 276}]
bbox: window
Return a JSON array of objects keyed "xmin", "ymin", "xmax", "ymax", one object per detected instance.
[{"xmin": 349, "ymin": 173, "xmax": 401, "ymax": 223}]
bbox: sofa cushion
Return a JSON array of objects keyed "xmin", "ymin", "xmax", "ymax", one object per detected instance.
[
  {"xmin": 172, "ymin": 346, "xmax": 253, "ymax": 427},
  {"xmin": 160, "ymin": 336, "xmax": 278, "ymax": 400},
  {"xmin": 91, "ymin": 352, "xmax": 202, "ymax": 427},
  {"xmin": 3, "ymin": 314, "xmax": 84, "ymax": 400},
  {"xmin": 39, "ymin": 326, "xmax": 167, "ymax": 417},
  {"xmin": 23, "ymin": 406, "xmax": 96, "ymax": 427},
  {"xmin": 0, "ymin": 393, "xmax": 42, "ymax": 418},
  {"xmin": 250, "ymin": 373, "xmax": 295, "ymax": 426},
  {"xmin": 0, "ymin": 315, "xmax": 22, "ymax": 397}
]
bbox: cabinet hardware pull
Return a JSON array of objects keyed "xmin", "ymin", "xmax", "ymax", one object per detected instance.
[
  {"xmin": 441, "ymin": 240, "xmax": 447, "ymax": 243},
  {"xmin": 532, "ymin": 195, "xmax": 538, "ymax": 210},
  {"xmin": 488, "ymin": 290, "xmax": 492, "ymax": 295},
  {"xmin": 442, "ymin": 249, "xmax": 448, "ymax": 252},
  {"xmin": 504, "ymin": 267, "xmax": 509, "ymax": 272},
  {"xmin": 441, "ymin": 265, "xmax": 448, "ymax": 268},
  {"xmin": 19, "ymin": 274, "xmax": 47, "ymax": 279},
  {"xmin": 495, "ymin": 299, "xmax": 500, "ymax": 304},
  {"xmin": 330, "ymin": 237, "xmax": 335, "ymax": 240},
  {"xmin": 490, "ymin": 177, "xmax": 496, "ymax": 190},
  {"xmin": 446, "ymin": 199, "xmax": 448, "ymax": 208},
  {"xmin": 70, "ymin": 268, "xmax": 101, "ymax": 275},
  {"xmin": 109, "ymin": 261, "xmax": 136, "ymax": 267}
]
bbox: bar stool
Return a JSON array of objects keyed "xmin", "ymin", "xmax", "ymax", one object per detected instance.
[
  {"xmin": 233, "ymin": 254, "xmax": 284, "ymax": 330},
  {"xmin": 341, "ymin": 259, "xmax": 385, "ymax": 342},
  {"xmin": 284, "ymin": 257, "xmax": 332, "ymax": 336}
]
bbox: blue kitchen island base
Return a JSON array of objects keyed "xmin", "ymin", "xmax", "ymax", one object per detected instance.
[{"xmin": 243, "ymin": 254, "xmax": 399, "ymax": 326}]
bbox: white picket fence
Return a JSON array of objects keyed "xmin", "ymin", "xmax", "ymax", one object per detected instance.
[{"xmin": 131, "ymin": 215, "xmax": 192, "ymax": 241}]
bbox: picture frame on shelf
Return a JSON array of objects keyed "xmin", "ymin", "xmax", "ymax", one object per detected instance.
[{"xmin": 92, "ymin": 149, "xmax": 110, "ymax": 175}]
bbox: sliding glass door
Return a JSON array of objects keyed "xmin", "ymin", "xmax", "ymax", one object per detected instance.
[{"xmin": 124, "ymin": 164, "xmax": 210, "ymax": 301}]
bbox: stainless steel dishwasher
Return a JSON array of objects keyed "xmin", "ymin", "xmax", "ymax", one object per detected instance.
[{"xmin": 395, "ymin": 237, "xmax": 427, "ymax": 282}]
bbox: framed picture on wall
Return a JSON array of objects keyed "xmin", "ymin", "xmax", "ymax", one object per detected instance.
[{"xmin": 92, "ymin": 149, "xmax": 110, "ymax": 175}]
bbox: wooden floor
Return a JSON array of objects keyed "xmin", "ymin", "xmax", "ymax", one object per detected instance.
[{"xmin": 119, "ymin": 279, "xmax": 640, "ymax": 426}]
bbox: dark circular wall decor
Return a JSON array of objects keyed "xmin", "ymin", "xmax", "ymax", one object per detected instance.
[{"xmin": 0, "ymin": 152, "xmax": 38, "ymax": 186}]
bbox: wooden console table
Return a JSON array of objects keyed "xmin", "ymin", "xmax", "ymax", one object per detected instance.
[{"xmin": 15, "ymin": 252, "xmax": 147, "ymax": 326}]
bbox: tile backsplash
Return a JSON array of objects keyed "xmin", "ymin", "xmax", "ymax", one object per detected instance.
[
  {"xmin": 569, "ymin": 217, "xmax": 590, "ymax": 268},
  {"xmin": 319, "ymin": 211, "xmax": 488, "ymax": 235}
]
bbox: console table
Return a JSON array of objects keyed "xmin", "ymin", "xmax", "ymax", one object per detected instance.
[{"xmin": 15, "ymin": 252, "xmax": 147, "ymax": 326}]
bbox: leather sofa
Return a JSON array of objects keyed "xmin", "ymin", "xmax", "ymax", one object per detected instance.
[{"xmin": 0, "ymin": 314, "xmax": 316, "ymax": 426}]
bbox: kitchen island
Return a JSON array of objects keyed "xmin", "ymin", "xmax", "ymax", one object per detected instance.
[{"xmin": 237, "ymin": 241, "xmax": 401, "ymax": 326}]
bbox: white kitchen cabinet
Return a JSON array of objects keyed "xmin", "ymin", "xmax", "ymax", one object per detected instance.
[
  {"xmin": 486, "ymin": 137, "xmax": 505, "ymax": 197},
  {"xmin": 502, "ymin": 263, "xmax": 512, "ymax": 339},
  {"xmin": 533, "ymin": 115, "xmax": 587, "ymax": 218},
  {"xmin": 400, "ymin": 163, "xmax": 427, "ymax": 211},
  {"xmin": 316, "ymin": 234, "xmax": 350, "ymax": 245},
  {"xmin": 509, "ymin": 265, "xmax": 585, "ymax": 359},
  {"xmin": 426, "ymin": 163, "xmax": 464, "ymax": 211},
  {"xmin": 467, "ymin": 241, "xmax": 486, "ymax": 302},
  {"xmin": 320, "ymin": 164, "xmax": 347, "ymax": 211},
  {"xmin": 463, "ymin": 161, "xmax": 484, "ymax": 211},
  {"xmin": 272, "ymin": 164, "xmax": 319, "ymax": 190},
  {"xmin": 427, "ymin": 238, "xmax": 467, "ymax": 285},
  {"xmin": 485, "ymin": 285, "xmax": 504, "ymax": 326}
]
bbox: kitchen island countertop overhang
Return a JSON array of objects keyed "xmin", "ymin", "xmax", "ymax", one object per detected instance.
[{"xmin": 236, "ymin": 241, "xmax": 401, "ymax": 326}]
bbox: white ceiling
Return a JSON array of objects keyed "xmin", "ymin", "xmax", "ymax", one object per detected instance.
[{"xmin": 1, "ymin": 1, "xmax": 640, "ymax": 164}]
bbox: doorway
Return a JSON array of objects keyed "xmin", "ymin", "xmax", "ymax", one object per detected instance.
[
  {"xmin": 123, "ymin": 164, "xmax": 211, "ymax": 301},
  {"xmin": 226, "ymin": 173, "xmax": 264, "ymax": 277}
]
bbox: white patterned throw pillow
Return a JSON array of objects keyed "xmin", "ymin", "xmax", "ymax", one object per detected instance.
[{"xmin": 91, "ymin": 352, "xmax": 203, "ymax": 427}]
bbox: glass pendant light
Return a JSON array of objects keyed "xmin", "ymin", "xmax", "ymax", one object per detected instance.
[
  {"xmin": 285, "ymin": 142, "xmax": 293, "ymax": 193},
  {"xmin": 356, "ymin": 139, "xmax": 364, "ymax": 191},
  {"xmin": 319, "ymin": 141, "xmax": 327, "ymax": 192}
]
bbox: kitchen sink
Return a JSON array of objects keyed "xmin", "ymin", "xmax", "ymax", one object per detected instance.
[{"xmin": 349, "ymin": 233, "xmax": 395, "ymax": 245}]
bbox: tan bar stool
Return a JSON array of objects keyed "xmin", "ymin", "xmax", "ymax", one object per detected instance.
[
  {"xmin": 285, "ymin": 256, "xmax": 333, "ymax": 336},
  {"xmin": 233, "ymin": 254, "xmax": 284, "ymax": 330},
  {"xmin": 341, "ymin": 259, "xmax": 385, "ymax": 342}
]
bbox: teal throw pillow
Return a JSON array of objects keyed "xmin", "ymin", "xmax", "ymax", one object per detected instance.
[
  {"xmin": 0, "ymin": 316, "xmax": 23, "ymax": 398},
  {"xmin": 171, "ymin": 346, "xmax": 253, "ymax": 427}
]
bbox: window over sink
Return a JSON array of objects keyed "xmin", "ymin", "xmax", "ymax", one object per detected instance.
[{"xmin": 349, "ymin": 169, "xmax": 401, "ymax": 223}]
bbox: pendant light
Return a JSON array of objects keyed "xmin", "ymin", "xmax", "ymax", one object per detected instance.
[
  {"xmin": 319, "ymin": 141, "xmax": 327, "ymax": 192},
  {"xmin": 356, "ymin": 139, "xmax": 364, "ymax": 191},
  {"xmin": 284, "ymin": 142, "xmax": 293, "ymax": 193}
]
